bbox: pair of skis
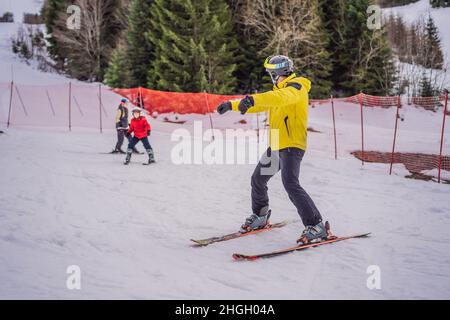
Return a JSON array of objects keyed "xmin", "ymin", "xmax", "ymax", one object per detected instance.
[{"xmin": 191, "ymin": 221, "xmax": 370, "ymax": 261}]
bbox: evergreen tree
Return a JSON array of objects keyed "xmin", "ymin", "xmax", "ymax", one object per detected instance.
[
  {"xmin": 227, "ymin": 0, "xmax": 266, "ymax": 94},
  {"xmin": 419, "ymin": 71, "xmax": 435, "ymax": 97},
  {"xmin": 148, "ymin": 0, "xmax": 238, "ymax": 94},
  {"xmin": 300, "ymin": 0, "xmax": 333, "ymax": 98},
  {"xmin": 126, "ymin": 0, "xmax": 155, "ymax": 87},
  {"xmin": 320, "ymin": 0, "xmax": 396, "ymax": 96},
  {"xmin": 42, "ymin": 0, "xmax": 67, "ymax": 71},
  {"xmin": 423, "ymin": 15, "xmax": 444, "ymax": 69},
  {"xmin": 105, "ymin": 46, "xmax": 131, "ymax": 88}
]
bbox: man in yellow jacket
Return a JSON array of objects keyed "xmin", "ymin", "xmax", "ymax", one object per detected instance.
[{"xmin": 217, "ymin": 55, "xmax": 327, "ymax": 244}]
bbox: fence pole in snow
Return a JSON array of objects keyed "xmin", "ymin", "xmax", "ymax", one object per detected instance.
[
  {"xmin": 99, "ymin": 84, "xmax": 103, "ymax": 133},
  {"xmin": 331, "ymin": 95, "xmax": 337, "ymax": 160},
  {"xmin": 438, "ymin": 90, "xmax": 448, "ymax": 183},
  {"xmin": 7, "ymin": 81, "xmax": 13, "ymax": 128},
  {"xmin": 68, "ymin": 82, "xmax": 72, "ymax": 131},
  {"xmin": 390, "ymin": 96, "xmax": 401, "ymax": 175},
  {"xmin": 204, "ymin": 91, "xmax": 215, "ymax": 141},
  {"xmin": 358, "ymin": 92, "xmax": 365, "ymax": 165}
]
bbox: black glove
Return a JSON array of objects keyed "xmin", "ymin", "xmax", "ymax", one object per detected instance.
[
  {"xmin": 147, "ymin": 130, "xmax": 151, "ymax": 136},
  {"xmin": 125, "ymin": 131, "xmax": 131, "ymax": 138},
  {"xmin": 217, "ymin": 101, "xmax": 232, "ymax": 115},
  {"xmin": 238, "ymin": 95, "xmax": 254, "ymax": 115}
]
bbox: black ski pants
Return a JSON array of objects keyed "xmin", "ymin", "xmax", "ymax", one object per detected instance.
[
  {"xmin": 115, "ymin": 129, "xmax": 131, "ymax": 151},
  {"xmin": 127, "ymin": 136, "xmax": 152, "ymax": 151},
  {"xmin": 251, "ymin": 147, "xmax": 322, "ymax": 227}
]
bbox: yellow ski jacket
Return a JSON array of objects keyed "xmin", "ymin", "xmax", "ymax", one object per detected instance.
[{"xmin": 230, "ymin": 74, "xmax": 311, "ymax": 151}]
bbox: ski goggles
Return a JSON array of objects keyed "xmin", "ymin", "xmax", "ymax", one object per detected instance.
[
  {"xmin": 264, "ymin": 57, "xmax": 290, "ymax": 84},
  {"xmin": 264, "ymin": 57, "xmax": 290, "ymax": 70}
]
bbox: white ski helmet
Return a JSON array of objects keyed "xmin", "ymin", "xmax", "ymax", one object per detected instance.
[{"xmin": 131, "ymin": 107, "xmax": 142, "ymax": 113}]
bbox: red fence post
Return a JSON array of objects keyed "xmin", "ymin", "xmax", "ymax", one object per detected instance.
[
  {"xmin": 438, "ymin": 90, "xmax": 448, "ymax": 183},
  {"xmin": 7, "ymin": 81, "xmax": 13, "ymax": 128},
  {"xmin": 358, "ymin": 92, "xmax": 365, "ymax": 165},
  {"xmin": 99, "ymin": 84, "xmax": 103, "ymax": 133},
  {"xmin": 331, "ymin": 95, "xmax": 337, "ymax": 160},
  {"xmin": 390, "ymin": 95, "xmax": 401, "ymax": 175},
  {"xmin": 68, "ymin": 82, "xmax": 72, "ymax": 131}
]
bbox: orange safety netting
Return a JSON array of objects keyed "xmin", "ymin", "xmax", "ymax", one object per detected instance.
[{"xmin": 113, "ymin": 87, "xmax": 244, "ymax": 115}]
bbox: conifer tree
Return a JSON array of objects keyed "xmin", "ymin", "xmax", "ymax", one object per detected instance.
[
  {"xmin": 105, "ymin": 46, "xmax": 131, "ymax": 88},
  {"xmin": 42, "ymin": 0, "xmax": 67, "ymax": 70},
  {"xmin": 423, "ymin": 15, "xmax": 444, "ymax": 69},
  {"xmin": 227, "ymin": 0, "xmax": 266, "ymax": 94},
  {"xmin": 320, "ymin": 0, "xmax": 396, "ymax": 96},
  {"xmin": 126, "ymin": 0, "xmax": 155, "ymax": 87},
  {"xmin": 148, "ymin": 0, "xmax": 238, "ymax": 94},
  {"xmin": 420, "ymin": 71, "xmax": 435, "ymax": 97}
]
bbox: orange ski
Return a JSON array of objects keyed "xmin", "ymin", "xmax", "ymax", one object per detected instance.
[{"xmin": 232, "ymin": 233, "xmax": 371, "ymax": 261}]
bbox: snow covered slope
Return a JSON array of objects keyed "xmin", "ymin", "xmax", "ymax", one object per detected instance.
[
  {"xmin": 0, "ymin": 0, "xmax": 449, "ymax": 300},
  {"xmin": 1, "ymin": 102, "xmax": 449, "ymax": 299},
  {"xmin": 384, "ymin": 0, "xmax": 450, "ymax": 59},
  {"xmin": 0, "ymin": 0, "xmax": 82, "ymax": 84}
]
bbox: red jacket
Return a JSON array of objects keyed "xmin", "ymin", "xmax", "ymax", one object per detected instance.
[{"xmin": 128, "ymin": 116, "xmax": 151, "ymax": 139}]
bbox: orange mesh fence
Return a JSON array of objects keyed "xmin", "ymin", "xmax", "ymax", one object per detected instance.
[
  {"xmin": 407, "ymin": 95, "xmax": 446, "ymax": 111},
  {"xmin": 351, "ymin": 151, "xmax": 450, "ymax": 182},
  {"xmin": 113, "ymin": 87, "xmax": 244, "ymax": 115},
  {"xmin": 360, "ymin": 93, "xmax": 398, "ymax": 108},
  {"xmin": 387, "ymin": 92, "xmax": 449, "ymax": 182}
]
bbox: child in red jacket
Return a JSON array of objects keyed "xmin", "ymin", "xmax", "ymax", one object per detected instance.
[{"xmin": 124, "ymin": 107, "xmax": 155, "ymax": 165}]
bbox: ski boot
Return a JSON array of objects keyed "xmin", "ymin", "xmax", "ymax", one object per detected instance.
[
  {"xmin": 144, "ymin": 149, "xmax": 156, "ymax": 165},
  {"xmin": 124, "ymin": 149, "xmax": 132, "ymax": 165},
  {"xmin": 296, "ymin": 221, "xmax": 332, "ymax": 245},
  {"xmin": 240, "ymin": 206, "xmax": 271, "ymax": 233}
]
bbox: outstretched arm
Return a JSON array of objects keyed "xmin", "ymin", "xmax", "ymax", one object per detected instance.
[
  {"xmin": 242, "ymin": 87, "xmax": 300, "ymax": 113},
  {"xmin": 217, "ymin": 87, "xmax": 299, "ymax": 115}
]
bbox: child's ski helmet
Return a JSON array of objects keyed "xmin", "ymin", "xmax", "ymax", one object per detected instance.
[
  {"xmin": 121, "ymin": 98, "xmax": 129, "ymax": 103},
  {"xmin": 132, "ymin": 107, "xmax": 142, "ymax": 114},
  {"xmin": 264, "ymin": 55, "xmax": 294, "ymax": 84}
]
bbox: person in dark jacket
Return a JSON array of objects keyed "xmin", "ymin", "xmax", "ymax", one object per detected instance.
[
  {"xmin": 124, "ymin": 107, "xmax": 155, "ymax": 165},
  {"xmin": 113, "ymin": 98, "xmax": 140, "ymax": 154}
]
